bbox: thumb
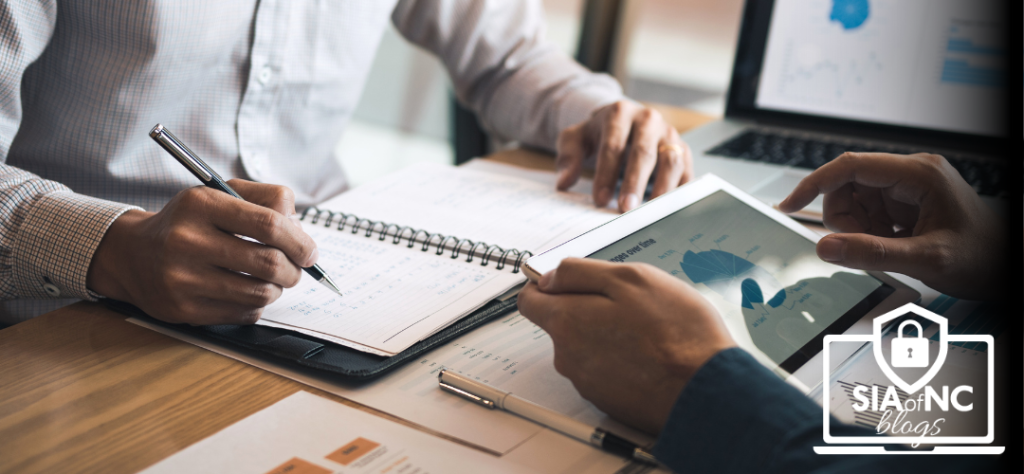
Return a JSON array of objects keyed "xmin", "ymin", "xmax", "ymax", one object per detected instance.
[
  {"xmin": 816, "ymin": 233, "xmax": 927, "ymax": 275},
  {"xmin": 538, "ymin": 258, "xmax": 619, "ymax": 295}
]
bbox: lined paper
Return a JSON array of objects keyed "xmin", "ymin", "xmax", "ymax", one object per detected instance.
[
  {"xmin": 316, "ymin": 162, "xmax": 617, "ymax": 253},
  {"xmin": 261, "ymin": 225, "xmax": 523, "ymax": 355},
  {"xmin": 259, "ymin": 162, "xmax": 618, "ymax": 356}
]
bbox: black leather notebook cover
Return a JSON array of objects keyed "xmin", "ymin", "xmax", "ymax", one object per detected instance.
[{"xmin": 106, "ymin": 296, "xmax": 518, "ymax": 380}]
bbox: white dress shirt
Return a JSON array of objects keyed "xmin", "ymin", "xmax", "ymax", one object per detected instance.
[{"xmin": 0, "ymin": 0, "xmax": 623, "ymax": 323}]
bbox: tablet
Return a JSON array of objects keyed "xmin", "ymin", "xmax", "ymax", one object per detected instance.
[{"xmin": 524, "ymin": 174, "xmax": 918, "ymax": 380}]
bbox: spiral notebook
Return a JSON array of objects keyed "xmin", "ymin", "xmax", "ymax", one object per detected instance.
[{"xmin": 254, "ymin": 162, "xmax": 616, "ymax": 357}]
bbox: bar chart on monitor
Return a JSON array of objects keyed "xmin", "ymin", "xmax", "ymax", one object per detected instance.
[{"xmin": 940, "ymin": 19, "xmax": 1005, "ymax": 88}]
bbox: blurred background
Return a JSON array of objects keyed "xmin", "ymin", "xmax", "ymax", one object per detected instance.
[{"xmin": 337, "ymin": 0, "xmax": 744, "ymax": 186}]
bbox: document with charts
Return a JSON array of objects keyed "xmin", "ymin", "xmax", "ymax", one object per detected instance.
[{"xmin": 258, "ymin": 162, "xmax": 615, "ymax": 356}]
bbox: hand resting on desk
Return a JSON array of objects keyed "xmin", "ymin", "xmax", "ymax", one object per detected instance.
[
  {"xmin": 86, "ymin": 180, "xmax": 319, "ymax": 325},
  {"xmin": 556, "ymin": 100, "xmax": 693, "ymax": 213}
]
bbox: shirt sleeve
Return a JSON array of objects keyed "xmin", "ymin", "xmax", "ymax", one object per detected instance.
[
  {"xmin": 0, "ymin": 1, "xmax": 140, "ymax": 302},
  {"xmin": 654, "ymin": 348, "xmax": 996, "ymax": 474},
  {"xmin": 391, "ymin": 0, "xmax": 625, "ymax": 152}
]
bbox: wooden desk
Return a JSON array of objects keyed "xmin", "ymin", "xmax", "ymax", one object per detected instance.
[{"xmin": 0, "ymin": 106, "xmax": 716, "ymax": 473}]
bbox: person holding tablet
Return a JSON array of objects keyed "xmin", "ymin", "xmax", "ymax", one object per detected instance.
[{"xmin": 517, "ymin": 152, "xmax": 1006, "ymax": 472}]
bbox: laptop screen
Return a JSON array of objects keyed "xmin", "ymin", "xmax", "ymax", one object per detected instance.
[{"xmin": 728, "ymin": 0, "xmax": 1007, "ymax": 144}]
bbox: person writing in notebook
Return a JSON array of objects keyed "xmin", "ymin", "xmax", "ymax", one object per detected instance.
[
  {"xmin": 517, "ymin": 152, "xmax": 1007, "ymax": 473},
  {"xmin": 0, "ymin": 0, "xmax": 691, "ymax": 326}
]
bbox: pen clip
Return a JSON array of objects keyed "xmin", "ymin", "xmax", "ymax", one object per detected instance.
[{"xmin": 439, "ymin": 382, "xmax": 495, "ymax": 409}]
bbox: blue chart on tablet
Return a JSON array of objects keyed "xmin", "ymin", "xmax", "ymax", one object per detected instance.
[
  {"xmin": 590, "ymin": 191, "xmax": 883, "ymax": 367},
  {"xmin": 680, "ymin": 249, "xmax": 789, "ymax": 310}
]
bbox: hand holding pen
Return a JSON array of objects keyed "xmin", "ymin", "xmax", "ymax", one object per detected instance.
[{"xmin": 86, "ymin": 125, "xmax": 338, "ymax": 326}]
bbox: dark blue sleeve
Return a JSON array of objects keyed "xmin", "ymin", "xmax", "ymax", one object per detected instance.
[{"xmin": 652, "ymin": 348, "xmax": 998, "ymax": 473}]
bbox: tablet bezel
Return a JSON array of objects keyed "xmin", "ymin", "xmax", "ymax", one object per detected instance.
[{"xmin": 523, "ymin": 174, "xmax": 919, "ymax": 384}]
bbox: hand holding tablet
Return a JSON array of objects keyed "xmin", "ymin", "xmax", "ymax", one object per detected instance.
[{"xmin": 522, "ymin": 173, "xmax": 918, "ymax": 377}]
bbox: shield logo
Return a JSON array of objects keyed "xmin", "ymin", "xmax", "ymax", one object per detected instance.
[{"xmin": 872, "ymin": 303, "xmax": 948, "ymax": 394}]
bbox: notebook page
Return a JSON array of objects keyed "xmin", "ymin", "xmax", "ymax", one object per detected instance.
[
  {"xmin": 259, "ymin": 224, "xmax": 523, "ymax": 356},
  {"xmin": 315, "ymin": 162, "xmax": 617, "ymax": 254}
]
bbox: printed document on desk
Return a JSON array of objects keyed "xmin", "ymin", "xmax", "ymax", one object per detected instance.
[
  {"xmin": 257, "ymin": 162, "xmax": 616, "ymax": 356},
  {"xmin": 133, "ymin": 314, "xmax": 655, "ymax": 474},
  {"xmin": 140, "ymin": 391, "xmax": 530, "ymax": 474}
]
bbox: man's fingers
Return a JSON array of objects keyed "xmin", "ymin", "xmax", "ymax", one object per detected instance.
[
  {"xmin": 537, "ymin": 258, "xmax": 628, "ymax": 296},
  {"xmin": 201, "ymin": 268, "xmax": 285, "ymax": 308},
  {"xmin": 650, "ymin": 133, "xmax": 687, "ymax": 198},
  {"xmin": 617, "ymin": 111, "xmax": 663, "ymax": 212},
  {"xmin": 591, "ymin": 103, "xmax": 635, "ymax": 208},
  {"xmin": 778, "ymin": 153, "xmax": 937, "ymax": 213},
  {"xmin": 816, "ymin": 233, "xmax": 933, "ymax": 275},
  {"xmin": 678, "ymin": 138, "xmax": 693, "ymax": 185},
  {"xmin": 229, "ymin": 179, "xmax": 297, "ymax": 217},
  {"xmin": 205, "ymin": 231, "xmax": 303, "ymax": 288},
  {"xmin": 555, "ymin": 124, "xmax": 588, "ymax": 191},
  {"xmin": 517, "ymin": 283, "xmax": 610, "ymax": 337},
  {"xmin": 205, "ymin": 193, "xmax": 319, "ymax": 268},
  {"xmin": 822, "ymin": 183, "xmax": 869, "ymax": 233}
]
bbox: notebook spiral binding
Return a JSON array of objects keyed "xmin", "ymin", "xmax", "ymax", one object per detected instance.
[{"xmin": 300, "ymin": 207, "xmax": 533, "ymax": 274}]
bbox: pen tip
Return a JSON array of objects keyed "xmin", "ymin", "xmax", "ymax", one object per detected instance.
[
  {"xmin": 322, "ymin": 274, "xmax": 343, "ymax": 296},
  {"xmin": 150, "ymin": 124, "xmax": 164, "ymax": 138}
]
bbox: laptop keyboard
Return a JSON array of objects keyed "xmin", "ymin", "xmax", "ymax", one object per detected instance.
[{"xmin": 706, "ymin": 130, "xmax": 1008, "ymax": 197}]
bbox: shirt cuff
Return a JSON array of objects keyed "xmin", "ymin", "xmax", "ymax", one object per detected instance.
[
  {"xmin": 652, "ymin": 348, "xmax": 823, "ymax": 472},
  {"xmin": 11, "ymin": 191, "xmax": 141, "ymax": 301},
  {"xmin": 553, "ymin": 72, "xmax": 625, "ymax": 142}
]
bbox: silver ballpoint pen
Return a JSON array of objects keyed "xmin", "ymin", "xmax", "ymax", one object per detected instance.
[
  {"xmin": 438, "ymin": 369, "xmax": 659, "ymax": 465},
  {"xmin": 149, "ymin": 124, "xmax": 343, "ymax": 297}
]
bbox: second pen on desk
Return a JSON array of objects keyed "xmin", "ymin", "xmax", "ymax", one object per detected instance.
[
  {"xmin": 149, "ymin": 124, "xmax": 343, "ymax": 297},
  {"xmin": 438, "ymin": 369, "xmax": 659, "ymax": 465}
]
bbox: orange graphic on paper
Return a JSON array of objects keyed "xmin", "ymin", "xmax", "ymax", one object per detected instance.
[
  {"xmin": 380, "ymin": 455, "xmax": 409, "ymax": 473},
  {"xmin": 326, "ymin": 437, "xmax": 382, "ymax": 466},
  {"xmin": 263, "ymin": 457, "xmax": 332, "ymax": 474}
]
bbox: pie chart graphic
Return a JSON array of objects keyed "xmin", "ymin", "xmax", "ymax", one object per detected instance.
[{"xmin": 680, "ymin": 249, "xmax": 787, "ymax": 310}]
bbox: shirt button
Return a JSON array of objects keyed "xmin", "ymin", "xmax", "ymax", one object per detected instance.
[
  {"xmin": 257, "ymin": 66, "xmax": 273, "ymax": 85},
  {"xmin": 42, "ymin": 283, "xmax": 61, "ymax": 297}
]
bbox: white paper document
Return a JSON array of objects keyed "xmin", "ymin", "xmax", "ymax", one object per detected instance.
[
  {"xmin": 140, "ymin": 391, "xmax": 530, "ymax": 474},
  {"xmin": 131, "ymin": 314, "xmax": 654, "ymax": 474},
  {"xmin": 315, "ymin": 162, "xmax": 616, "ymax": 254},
  {"xmin": 260, "ymin": 224, "xmax": 523, "ymax": 356}
]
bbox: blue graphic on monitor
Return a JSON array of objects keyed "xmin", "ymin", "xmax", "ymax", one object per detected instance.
[{"xmin": 830, "ymin": 0, "xmax": 870, "ymax": 30}]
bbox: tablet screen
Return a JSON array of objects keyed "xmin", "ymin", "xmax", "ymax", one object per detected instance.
[{"xmin": 588, "ymin": 191, "xmax": 893, "ymax": 373}]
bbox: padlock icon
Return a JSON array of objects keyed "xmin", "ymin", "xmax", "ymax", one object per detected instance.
[{"xmin": 891, "ymin": 320, "xmax": 929, "ymax": 367}]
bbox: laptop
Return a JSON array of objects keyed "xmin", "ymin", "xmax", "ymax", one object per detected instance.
[{"xmin": 683, "ymin": 0, "xmax": 1008, "ymax": 221}]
